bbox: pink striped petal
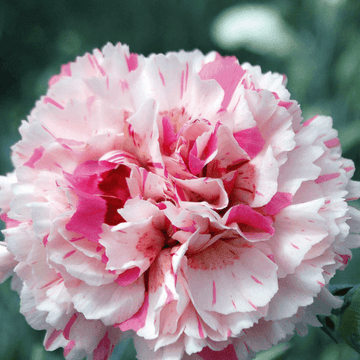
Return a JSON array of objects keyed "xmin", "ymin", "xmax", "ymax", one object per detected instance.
[
  {"xmin": 125, "ymin": 53, "xmax": 138, "ymax": 72},
  {"xmin": 175, "ymin": 177, "xmax": 229, "ymax": 209},
  {"xmin": 45, "ymin": 329, "xmax": 63, "ymax": 350},
  {"xmin": 324, "ymin": 138, "xmax": 340, "ymax": 148},
  {"xmin": 303, "ymin": 115, "xmax": 319, "ymax": 126},
  {"xmin": 199, "ymin": 53, "xmax": 246, "ymax": 110},
  {"xmin": 198, "ymin": 344, "xmax": 238, "ymax": 360},
  {"xmin": 66, "ymin": 192, "xmax": 106, "ymax": 242},
  {"xmin": 44, "ymin": 97, "xmax": 64, "ymax": 110},
  {"xmin": 162, "ymin": 116, "xmax": 178, "ymax": 155},
  {"xmin": 315, "ymin": 173, "xmax": 340, "ymax": 184},
  {"xmin": 115, "ymin": 267, "xmax": 141, "ymax": 286},
  {"xmin": 118, "ymin": 294, "xmax": 149, "ymax": 332},
  {"xmin": 48, "ymin": 63, "xmax": 72, "ymax": 86},
  {"xmin": 23, "ymin": 146, "xmax": 45, "ymax": 168},
  {"xmin": 225, "ymin": 204, "xmax": 274, "ymax": 235},
  {"xmin": 63, "ymin": 313, "xmax": 78, "ymax": 340},
  {"xmin": 262, "ymin": 192, "xmax": 292, "ymax": 216},
  {"xmin": 93, "ymin": 331, "xmax": 112, "ymax": 360},
  {"xmin": 233, "ymin": 126, "xmax": 265, "ymax": 159},
  {"xmin": 188, "ymin": 150, "xmax": 206, "ymax": 175},
  {"xmin": 63, "ymin": 340, "xmax": 76, "ymax": 357}
]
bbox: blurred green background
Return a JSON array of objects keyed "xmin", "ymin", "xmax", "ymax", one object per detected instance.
[{"xmin": 1, "ymin": 0, "xmax": 360, "ymax": 359}]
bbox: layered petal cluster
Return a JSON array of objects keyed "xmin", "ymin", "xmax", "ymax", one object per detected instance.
[{"xmin": 0, "ymin": 43, "xmax": 359, "ymax": 360}]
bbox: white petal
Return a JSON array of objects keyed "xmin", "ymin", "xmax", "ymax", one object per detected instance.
[
  {"xmin": 70, "ymin": 277, "xmax": 144, "ymax": 325},
  {"xmin": 0, "ymin": 243, "xmax": 17, "ymax": 282},
  {"xmin": 249, "ymin": 146, "xmax": 279, "ymax": 207}
]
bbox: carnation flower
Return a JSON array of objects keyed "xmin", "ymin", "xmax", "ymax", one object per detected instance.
[{"xmin": 0, "ymin": 43, "xmax": 359, "ymax": 360}]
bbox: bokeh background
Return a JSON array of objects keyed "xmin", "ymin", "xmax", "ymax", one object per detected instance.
[{"xmin": 1, "ymin": 0, "xmax": 360, "ymax": 359}]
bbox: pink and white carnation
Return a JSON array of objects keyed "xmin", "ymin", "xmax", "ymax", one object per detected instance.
[{"xmin": 0, "ymin": 43, "xmax": 360, "ymax": 360}]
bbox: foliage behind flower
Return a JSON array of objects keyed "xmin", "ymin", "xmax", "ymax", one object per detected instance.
[{"xmin": 0, "ymin": 43, "xmax": 359, "ymax": 360}]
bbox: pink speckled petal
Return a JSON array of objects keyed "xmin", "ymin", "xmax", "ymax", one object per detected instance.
[
  {"xmin": 126, "ymin": 98, "xmax": 163, "ymax": 171},
  {"xmin": 270, "ymin": 199, "xmax": 329, "ymax": 277},
  {"xmin": 99, "ymin": 200, "xmax": 166, "ymax": 277},
  {"xmin": 174, "ymin": 177, "xmax": 228, "ymax": 210},
  {"xmin": 186, "ymin": 244, "xmax": 278, "ymax": 315}
]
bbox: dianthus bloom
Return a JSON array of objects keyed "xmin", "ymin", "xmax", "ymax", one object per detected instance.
[{"xmin": 0, "ymin": 43, "xmax": 359, "ymax": 360}]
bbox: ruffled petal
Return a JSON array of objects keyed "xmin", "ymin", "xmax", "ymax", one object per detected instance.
[
  {"xmin": 185, "ymin": 244, "xmax": 278, "ymax": 314},
  {"xmin": 70, "ymin": 277, "xmax": 145, "ymax": 325},
  {"xmin": 0, "ymin": 243, "xmax": 17, "ymax": 282},
  {"xmin": 100, "ymin": 208, "xmax": 165, "ymax": 278},
  {"xmin": 1, "ymin": 42, "xmax": 359, "ymax": 360}
]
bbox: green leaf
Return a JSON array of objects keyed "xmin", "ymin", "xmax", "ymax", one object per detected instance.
[
  {"xmin": 318, "ymin": 314, "xmax": 341, "ymax": 344},
  {"xmin": 119, "ymin": 339, "xmax": 137, "ymax": 360},
  {"xmin": 329, "ymin": 284, "xmax": 354, "ymax": 297},
  {"xmin": 339, "ymin": 286, "xmax": 360, "ymax": 354}
]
